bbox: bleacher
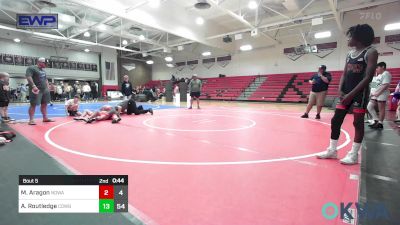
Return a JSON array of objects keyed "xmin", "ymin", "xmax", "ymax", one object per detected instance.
[
  {"xmin": 199, "ymin": 76, "xmax": 256, "ymax": 100},
  {"xmin": 144, "ymin": 80, "xmax": 169, "ymax": 88},
  {"xmin": 144, "ymin": 68, "xmax": 400, "ymax": 103},
  {"xmin": 247, "ymin": 74, "xmax": 292, "ymax": 101},
  {"xmin": 389, "ymin": 68, "xmax": 400, "ymax": 92}
]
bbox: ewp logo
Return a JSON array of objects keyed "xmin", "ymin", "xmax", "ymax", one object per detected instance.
[
  {"xmin": 322, "ymin": 202, "xmax": 390, "ymax": 222},
  {"xmin": 17, "ymin": 14, "xmax": 58, "ymax": 29}
]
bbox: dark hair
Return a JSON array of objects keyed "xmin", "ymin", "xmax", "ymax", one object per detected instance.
[
  {"xmin": 346, "ymin": 24, "xmax": 375, "ymax": 46},
  {"xmin": 377, "ymin": 62, "xmax": 386, "ymax": 69},
  {"xmin": 319, "ymin": 65, "xmax": 327, "ymax": 71}
]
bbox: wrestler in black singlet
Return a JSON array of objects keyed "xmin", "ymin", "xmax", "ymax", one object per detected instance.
[{"xmin": 337, "ymin": 46, "xmax": 374, "ymax": 112}]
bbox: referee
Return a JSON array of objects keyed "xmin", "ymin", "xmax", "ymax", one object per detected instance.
[{"xmin": 188, "ymin": 74, "xmax": 202, "ymax": 109}]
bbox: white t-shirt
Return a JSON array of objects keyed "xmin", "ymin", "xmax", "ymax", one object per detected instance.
[
  {"xmin": 56, "ymin": 85, "xmax": 63, "ymax": 95},
  {"xmin": 82, "ymin": 85, "xmax": 91, "ymax": 93},
  {"xmin": 65, "ymin": 99, "xmax": 79, "ymax": 110},
  {"xmin": 370, "ymin": 76, "xmax": 379, "ymax": 95},
  {"xmin": 374, "ymin": 71, "xmax": 392, "ymax": 95}
]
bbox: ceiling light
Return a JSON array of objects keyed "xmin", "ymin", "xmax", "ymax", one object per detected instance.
[
  {"xmin": 122, "ymin": 39, "xmax": 128, "ymax": 45},
  {"xmin": 314, "ymin": 31, "xmax": 331, "ymax": 39},
  {"xmin": 177, "ymin": 45, "xmax": 184, "ymax": 51},
  {"xmin": 97, "ymin": 24, "xmax": 107, "ymax": 31},
  {"xmin": 132, "ymin": 39, "xmax": 138, "ymax": 43},
  {"xmin": 142, "ymin": 53, "xmax": 148, "ymax": 57},
  {"xmin": 84, "ymin": 49, "xmax": 90, "ymax": 52},
  {"xmin": 248, "ymin": 1, "xmax": 258, "ymax": 10},
  {"xmin": 83, "ymin": 31, "xmax": 90, "ymax": 37},
  {"xmin": 202, "ymin": 51, "xmax": 211, "ymax": 56},
  {"xmin": 165, "ymin": 56, "xmax": 173, "ymax": 62},
  {"xmin": 240, "ymin": 44, "xmax": 252, "ymax": 51},
  {"xmin": 166, "ymin": 63, "xmax": 174, "ymax": 68},
  {"xmin": 384, "ymin": 22, "xmax": 400, "ymax": 31},
  {"xmin": 148, "ymin": 0, "xmax": 160, "ymax": 8},
  {"xmin": 13, "ymin": 38, "xmax": 21, "ymax": 43},
  {"xmin": 196, "ymin": 17, "xmax": 204, "ymax": 25},
  {"xmin": 146, "ymin": 60, "xmax": 154, "ymax": 65},
  {"xmin": 139, "ymin": 35, "xmax": 145, "ymax": 40}
]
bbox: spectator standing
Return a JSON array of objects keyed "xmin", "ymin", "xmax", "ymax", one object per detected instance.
[{"xmin": 301, "ymin": 65, "xmax": 332, "ymax": 119}]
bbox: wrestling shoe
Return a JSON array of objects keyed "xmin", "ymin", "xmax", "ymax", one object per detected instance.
[
  {"xmin": 368, "ymin": 120, "xmax": 378, "ymax": 127},
  {"xmin": 340, "ymin": 151, "xmax": 358, "ymax": 165},
  {"xmin": 85, "ymin": 118, "xmax": 95, "ymax": 123},
  {"xmin": 316, "ymin": 148, "xmax": 338, "ymax": 159},
  {"xmin": 370, "ymin": 122, "xmax": 383, "ymax": 129},
  {"xmin": 301, "ymin": 113, "xmax": 309, "ymax": 118}
]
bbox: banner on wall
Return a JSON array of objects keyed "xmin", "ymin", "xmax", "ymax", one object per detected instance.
[
  {"xmin": 52, "ymin": 61, "xmax": 61, "ymax": 69},
  {"xmin": 312, "ymin": 42, "xmax": 337, "ymax": 59},
  {"xmin": 202, "ymin": 58, "xmax": 215, "ymax": 69},
  {"xmin": 2, "ymin": 54, "xmax": 15, "ymax": 65},
  {"xmin": 217, "ymin": 55, "xmax": 231, "ymax": 67},
  {"xmin": 69, "ymin": 61, "xmax": 77, "ymax": 70},
  {"xmin": 91, "ymin": 64, "xmax": 98, "ymax": 72},
  {"xmin": 45, "ymin": 59, "xmax": 52, "ymax": 68},
  {"xmin": 283, "ymin": 48, "xmax": 304, "ymax": 61},
  {"xmin": 77, "ymin": 62, "xmax": 85, "ymax": 71},
  {"xmin": 61, "ymin": 62, "xmax": 69, "ymax": 69},
  {"xmin": 84, "ymin": 63, "xmax": 92, "ymax": 71},
  {"xmin": 24, "ymin": 56, "xmax": 36, "ymax": 66},
  {"xmin": 0, "ymin": 52, "xmax": 97, "ymax": 71},
  {"xmin": 175, "ymin": 62, "xmax": 186, "ymax": 71},
  {"xmin": 14, "ymin": 55, "xmax": 24, "ymax": 66},
  {"xmin": 187, "ymin": 60, "xmax": 198, "ymax": 70}
]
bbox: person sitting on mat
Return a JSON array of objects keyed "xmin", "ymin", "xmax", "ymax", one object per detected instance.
[
  {"xmin": 65, "ymin": 95, "xmax": 82, "ymax": 117},
  {"xmin": 83, "ymin": 105, "xmax": 121, "ymax": 124},
  {"xmin": 115, "ymin": 96, "xmax": 153, "ymax": 115},
  {"xmin": 317, "ymin": 24, "xmax": 378, "ymax": 165}
]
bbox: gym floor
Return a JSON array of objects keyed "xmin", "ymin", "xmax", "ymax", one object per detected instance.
[{"xmin": 1, "ymin": 100, "xmax": 399, "ymax": 225}]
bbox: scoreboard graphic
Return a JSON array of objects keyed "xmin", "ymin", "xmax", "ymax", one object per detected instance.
[{"xmin": 18, "ymin": 175, "xmax": 128, "ymax": 213}]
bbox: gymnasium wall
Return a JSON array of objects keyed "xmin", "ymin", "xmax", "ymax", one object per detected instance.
[
  {"xmin": 152, "ymin": 2, "xmax": 400, "ymax": 80},
  {"xmin": 117, "ymin": 58, "xmax": 152, "ymax": 87},
  {"xmin": 0, "ymin": 38, "xmax": 100, "ymax": 80}
]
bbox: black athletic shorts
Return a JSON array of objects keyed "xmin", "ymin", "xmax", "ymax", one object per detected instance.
[
  {"xmin": 68, "ymin": 110, "xmax": 79, "ymax": 116},
  {"xmin": 190, "ymin": 92, "xmax": 201, "ymax": 98},
  {"xmin": 0, "ymin": 101, "xmax": 9, "ymax": 107}
]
